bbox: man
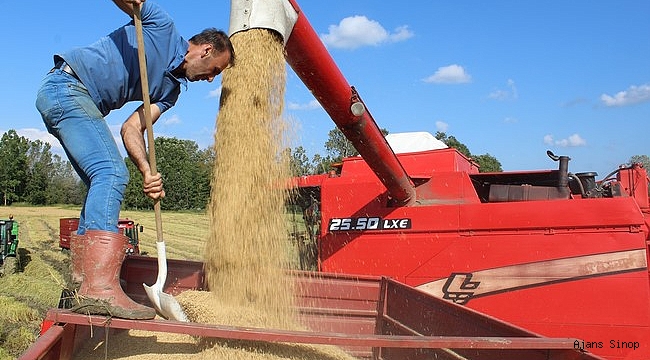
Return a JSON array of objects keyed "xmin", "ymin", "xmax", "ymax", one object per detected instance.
[{"xmin": 35, "ymin": 0, "xmax": 235, "ymax": 319}]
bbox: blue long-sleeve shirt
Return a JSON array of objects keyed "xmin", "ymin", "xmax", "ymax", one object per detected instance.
[{"xmin": 58, "ymin": 2, "xmax": 188, "ymax": 116}]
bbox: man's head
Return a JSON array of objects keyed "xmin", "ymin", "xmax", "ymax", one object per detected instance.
[{"xmin": 181, "ymin": 28, "xmax": 235, "ymax": 82}]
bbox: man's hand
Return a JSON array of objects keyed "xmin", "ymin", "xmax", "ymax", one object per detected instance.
[
  {"xmin": 143, "ymin": 170, "xmax": 165, "ymax": 200},
  {"xmin": 112, "ymin": 0, "xmax": 146, "ymax": 16}
]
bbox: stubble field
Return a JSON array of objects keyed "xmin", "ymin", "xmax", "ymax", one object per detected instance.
[{"xmin": 0, "ymin": 205, "xmax": 213, "ymax": 359}]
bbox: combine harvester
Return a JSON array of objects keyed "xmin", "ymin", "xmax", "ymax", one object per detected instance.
[
  {"xmin": 21, "ymin": 0, "xmax": 648, "ymax": 359},
  {"xmin": 283, "ymin": 0, "xmax": 650, "ymax": 358}
]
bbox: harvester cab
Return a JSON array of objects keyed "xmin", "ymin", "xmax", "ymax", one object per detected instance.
[
  {"xmin": 0, "ymin": 218, "xmax": 19, "ymax": 275},
  {"xmin": 119, "ymin": 219, "xmax": 143, "ymax": 255}
]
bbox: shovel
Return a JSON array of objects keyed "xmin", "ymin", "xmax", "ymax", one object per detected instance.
[{"xmin": 133, "ymin": 4, "xmax": 189, "ymax": 322}]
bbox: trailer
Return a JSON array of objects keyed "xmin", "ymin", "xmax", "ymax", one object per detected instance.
[{"xmin": 21, "ymin": 255, "xmax": 603, "ymax": 360}]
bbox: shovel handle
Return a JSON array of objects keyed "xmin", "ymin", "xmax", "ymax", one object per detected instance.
[{"xmin": 134, "ymin": 4, "xmax": 164, "ymax": 242}]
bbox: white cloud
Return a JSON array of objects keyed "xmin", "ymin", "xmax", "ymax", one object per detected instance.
[
  {"xmin": 543, "ymin": 133, "xmax": 586, "ymax": 147},
  {"xmin": 11, "ymin": 125, "xmax": 129, "ymax": 159},
  {"xmin": 320, "ymin": 16, "xmax": 413, "ymax": 49},
  {"xmin": 208, "ymin": 86, "xmax": 222, "ymax": 99},
  {"xmin": 423, "ymin": 64, "xmax": 471, "ymax": 84},
  {"xmin": 287, "ymin": 99, "xmax": 321, "ymax": 111},
  {"xmin": 16, "ymin": 128, "xmax": 61, "ymax": 151},
  {"xmin": 435, "ymin": 121, "xmax": 448, "ymax": 132},
  {"xmin": 488, "ymin": 79, "xmax": 518, "ymax": 101},
  {"xmin": 600, "ymin": 84, "xmax": 650, "ymax": 107},
  {"xmin": 390, "ymin": 26, "xmax": 414, "ymax": 42},
  {"xmin": 163, "ymin": 114, "xmax": 181, "ymax": 126}
]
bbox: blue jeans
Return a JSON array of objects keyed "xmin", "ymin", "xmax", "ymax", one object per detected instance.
[{"xmin": 35, "ymin": 68, "xmax": 128, "ymax": 234}]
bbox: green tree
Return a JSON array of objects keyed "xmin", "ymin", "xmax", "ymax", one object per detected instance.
[
  {"xmin": 310, "ymin": 153, "xmax": 334, "ymax": 175},
  {"xmin": 324, "ymin": 127, "xmax": 359, "ymax": 162},
  {"xmin": 473, "ymin": 153, "xmax": 502, "ymax": 172},
  {"xmin": 23, "ymin": 140, "xmax": 54, "ymax": 205},
  {"xmin": 196, "ymin": 145, "xmax": 216, "ymax": 207},
  {"xmin": 123, "ymin": 137, "xmax": 213, "ymax": 211},
  {"xmin": 435, "ymin": 131, "xmax": 502, "ymax": 173},
  {"xmin": 0, "ymin": 130, "xmax": 29, "ymax": 205},
  {"xmin": 159, "ymin": 137, "xmax": 212, "ymax": 210},
  {"xmin": 317, "ymin": 126, "xmax": 390, "ymax": 174},
  {"xmin": 629, "ymin": 155, "xmax": 650, "ymax": 169},
  {"xmin": 288, "ymin": 146, "xmax": 311, "ymax": 176},
  {"xmin": 435, "ymin": 131, "xmax": 471, "ymax": 158},
  {"xmin": 123, "ymin": 159, "xmax": 149, "ymax": 210},
  {"xmin": 48, "ymin": 154, "xmax": 85, "ymax": 205}
]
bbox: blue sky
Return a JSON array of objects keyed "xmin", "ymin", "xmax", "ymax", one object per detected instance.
[{"xmin": 2, "ymin": 1, "xmax": 649, "ymax": 178}]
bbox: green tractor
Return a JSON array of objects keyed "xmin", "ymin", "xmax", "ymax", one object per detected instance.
[{"xmin": 0, "ymin": 218, "xmax": 19, "ymax": 275}]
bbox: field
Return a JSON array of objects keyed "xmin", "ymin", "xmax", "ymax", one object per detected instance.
[{"xmin": 0, "ymin": 205, "xmax": 307, "ymax": 359}]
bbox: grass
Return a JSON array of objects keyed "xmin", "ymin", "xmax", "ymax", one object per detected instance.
[{"xmin": 0, "ymin": 205, "xmax": 312, "ymax": 359}]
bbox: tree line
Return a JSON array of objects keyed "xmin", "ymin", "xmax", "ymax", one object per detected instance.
[
  {"xmin": 0, "ymin": 130, "xmax": 213, "ymax": 211},
  {"xmin": 1, "ymin": 128, "xmax": 647, "ymax": 210},
  {"xmin": 287, "ymin": 128, "xmax": 504, "ymax": 176}
]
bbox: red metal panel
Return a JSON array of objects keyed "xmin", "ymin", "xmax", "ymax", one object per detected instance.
[
  {"xmin": 375, "ymin": 278, "xmax": 605, "ymax": 360},
  {"xmin": 618, "ymin": 165, "xmax": 649, "ymax": 210},
  {"xmin": 120, "ymin": 256, "xmax": 205, "ymax": 305},
  {"xmin": 460, "ymin": 197, "xmax": 645, "ymax": 230},
  {"xmin": 17, "ymin": 325, "xmax": 64, "ymax": 360},
  {"xmin": 19, "ymin": 323, "xmax": 77, "ymax": 360}
]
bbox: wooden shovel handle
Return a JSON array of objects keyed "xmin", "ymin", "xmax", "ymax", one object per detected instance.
[{"xmin": 133, "ymin": 4, "xmax": 164, "ymax": 242}]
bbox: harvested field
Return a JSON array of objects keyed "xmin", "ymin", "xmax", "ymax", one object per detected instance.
[
  {"xmin": 0, "ymin": 206, "xmax": 209, "ymax": 359},
  {"xmin": 0, "ymin": 206, "xmax": 314, "ymax": 359}
]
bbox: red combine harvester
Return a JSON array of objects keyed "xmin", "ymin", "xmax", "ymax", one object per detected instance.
[
  {"xmin": 280, "ymin": 2, "xmax": 650, "ymax": 360},
  {"xmin": 20, "ymin": 0, "xmax": 648, "ymax": 359},
  {"xmin": 290, "ymin": 150, "xmax": 649, "ymax": 360}
]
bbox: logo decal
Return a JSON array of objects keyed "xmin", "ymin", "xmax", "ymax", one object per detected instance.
[
  {"xmin": 328, "ymin": 217, "xmax": 411, "ymax": 231},
  {"xmin": 442, "ymin": 273, "xmax": 481, "ymax": 305},
  {"xmin": 417, "ymin": 249, "xmax": 647, "ymax": 304}
]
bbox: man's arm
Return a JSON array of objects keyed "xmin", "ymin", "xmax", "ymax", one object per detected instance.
[
  {"xmin": 121, "ymin": 103, "xmax": 166, "ymax": 200},
  {"xmin": 112, "ymin": 0, "xmax": 145, "ymax": 17}
]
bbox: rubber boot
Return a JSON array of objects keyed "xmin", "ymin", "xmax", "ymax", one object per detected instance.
[
  {"xmin": 69, "ymin": 231, "xmax": 83, "ymax": 287},
  {"xmin": 73, "ymin": 230, "xmax": 156, "ymax": 319}
]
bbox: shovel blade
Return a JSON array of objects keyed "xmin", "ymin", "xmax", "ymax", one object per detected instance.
[
  {"xmin": 143, "ymin": 282, "xmax": 189, "ymax": 322},
  {"xmin": 143, "ymin": 242, "xmax": 189, "ymax": 321},
  {"xmin": 159, "ymin": 292, "xmax": 189, "ymax": 322}
]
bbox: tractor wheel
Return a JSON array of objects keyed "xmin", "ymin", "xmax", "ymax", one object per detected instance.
[{"xmin": 2, "ymin": 256, "xmax": 17, "ymax": 275}]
